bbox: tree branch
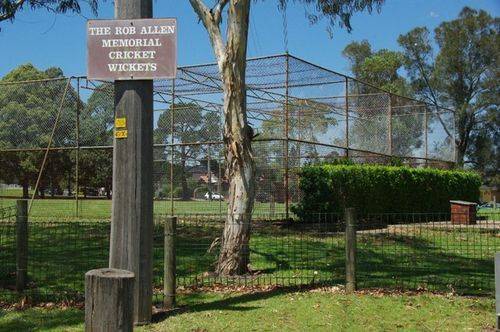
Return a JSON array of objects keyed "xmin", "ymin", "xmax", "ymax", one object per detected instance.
[
  {"xmin": 213, "ymin": 0, "xmax": 229, "ymax": 25},
  {"xmin": 410, "ymin": 48, "xmax": 458, "ymax": 145},
  {"xmin": 189, "ymin": 0, "xmax": 226, "ymax": 65},
  {"xmin": 0, "ymin": 0, "xmax": 26, "ymax": 21}
]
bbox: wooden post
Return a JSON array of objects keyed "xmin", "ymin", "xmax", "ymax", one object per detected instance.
[
  {"xmin": 16, "ymin": 199, "xmax": 28, "ymax": 292},
  {"xmin": 109, "ymin": 0, "xmax": 154, "ymax": 325},
  {"xmin": 85, "ymin": 268, "xmax": 135, "ymax": 332},
  {"xmin": 345, "ymin": 208, "xmax": 357, "ymax": 293},
  {"xmin": 495, "ymin": 252, "xmax": 500, "ymax": 330},
  {"xmin": 164, "ymin": 216, "xmax": 176, "ymax": 309}
]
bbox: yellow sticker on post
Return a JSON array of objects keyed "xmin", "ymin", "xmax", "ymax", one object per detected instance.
[
  {"xmin": 115, "ymin": 129, "xmax": 128, "ymax": 139},
  {"xmin": 115, "ymin": 117, "xmax": 127, "ymax": 128}
]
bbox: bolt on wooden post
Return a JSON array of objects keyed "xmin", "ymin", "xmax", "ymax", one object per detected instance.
[
  {"xmin": 345, "ymin": 208, "xmax": 357, "ymax": 293},
  {"xmin": 16, "ymin": 199, "xmax": 28, "ymax": 292}
]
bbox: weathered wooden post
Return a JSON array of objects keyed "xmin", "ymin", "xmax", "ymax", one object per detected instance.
[
  {"xmin": 164, "ymin": 216, "xmax": 176, "ymax": 309},
  {"xmin": 109, "ymin": 0, "xmax": 151, "ymax": 324},
  {"xmin": 85, "ymin": 268, "xmax": 135, "ymax": 332},
  {"xmin": 495, "ymin": 252, "xmax": 500, "ymax": 330},
  {"xmin": 16, "ymin": 199, "xmax": 28, "ymax": 292},
  {"xmin": 345, "ymin": 208, "xmax": 357, "ymax": 293},
  {"xmin": 86, "ymin": 0, "xmax": 176, "ymax": 324}
]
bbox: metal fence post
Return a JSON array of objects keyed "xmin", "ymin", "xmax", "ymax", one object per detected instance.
[
  {"xmin": 388, "ymin": 94, "xmax": 393, "ymax": 156},
  {"xmin": 75, "ymin": 77, "xmax": 81, "ymax": 218},
  {"xmin": 16, "ymin": 199, "xmax": 28, "ymax": 292},
  {"xmin": 424, "ymin": 106, "xmax": 429, "ymax": 167},
  {"xmin": 284, "ymin": 53, "xmax": 290, "ymax": 219},
  {"xmin": 345, "ymin": 208, "xmax": 357, "ymax": 293},
  {"xmin": 164, "ymin": 216, "xmax": 177, "ymax": 309},
  {"xmin": 170, "ymin": 78, "xmax": 175, "ymax": 216},
  {"xmin": 345, "ymin": 77, "xmax": 350, "ymax": 158},
  {"xmin": 495, "ymin": 252, "xmax": 500, "ymax": 330}
]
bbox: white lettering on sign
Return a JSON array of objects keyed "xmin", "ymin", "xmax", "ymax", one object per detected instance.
[
  {"xmin": 87, "ymin": 18, "xmax": 177, "ymax": 80},
  {"xmin": 108, "ymin": 50, "xmax": 157, "ymax": 60},
  {"xmin": 140, "ymin": 25, "xmax": 176, "ymax": 35},
  {"xmin": 88, "ymin": 27, "xmax": 111, "ymax": 35},
  {"xmin": 115, "ymin": 26, "xmax": 136, "ymax": 35},
  {"xmin": 102, "ymin": 38, "xmax": 162, "ymax": 48},
  {"xmin": 108, "ymin": 63, "xmax": 158, "ymax": 72}
]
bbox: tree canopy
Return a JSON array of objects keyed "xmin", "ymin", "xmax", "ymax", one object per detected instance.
[
  {"xmin": 0, "ymin": 0, "xmax": 98, "ymax": 22},
  {"xmin": 397, "ymin": 7, "xmax": 499, "ymax": 172},
  {"xmin": 342, "ymin": 7, "xmax": 498, "ymax": 176},
  {"xmin": 0, "ymin": 63, "xmax": 75, "ymax": 197}
]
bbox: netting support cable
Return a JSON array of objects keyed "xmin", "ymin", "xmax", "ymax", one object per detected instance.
[{"xmin": 29, "ymin": 78, "xmax": 72, "ymax": 214}]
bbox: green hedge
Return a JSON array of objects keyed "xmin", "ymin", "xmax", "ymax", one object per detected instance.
[{"xmin": 292, "ymin": 164, "xmax": 481, "ymax": 217}]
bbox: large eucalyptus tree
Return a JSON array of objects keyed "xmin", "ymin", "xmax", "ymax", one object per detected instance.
[{"xmin": 188, "ymin": 0, "xmax": 385, "ymax": 275}]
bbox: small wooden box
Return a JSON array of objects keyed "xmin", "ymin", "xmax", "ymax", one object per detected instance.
[{"xmin": 450, "ymin": 200, "xmax": 477, "ymax": 225}]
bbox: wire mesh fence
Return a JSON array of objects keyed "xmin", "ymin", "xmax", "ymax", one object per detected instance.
[
  {"xmin": 0, "ymin": 211, "xmax": 497, "ymax": 304},
  {"xmin": 0, "ymin": 54, "xmax": 456, "ymax": 219}
]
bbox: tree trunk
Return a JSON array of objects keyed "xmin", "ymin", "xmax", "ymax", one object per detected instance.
[
  {"xmin": 216, "ymin": 0, "xmax": 255, "ymax": 276},
  {"xmin": 180, "ymin": 149, "xmax": 189, "ymax": 200},
  {"xmin": 67, "ymin": 174, "xmax": 72, "ymax": 197}
]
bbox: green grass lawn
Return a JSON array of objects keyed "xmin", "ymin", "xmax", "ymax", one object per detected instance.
[
  {"xmin": 0, "ymin": 290, "xmax": 496, "ymax": 331},
  {"xmin": 0, "ymin": 218, "xmax": 498, "ymax": 304},
  {"xmin": 0, "ymin": 198, "xmax": 287, "ymax": 219}
]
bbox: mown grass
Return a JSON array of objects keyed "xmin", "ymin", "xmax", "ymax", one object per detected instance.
[
  {"xmin": 0, "ymin": 198, "xmax": 286, "ymax": 219},
  {"xmin": 0, "ymin": 290, "xmax": 496, "ymax": 331}
]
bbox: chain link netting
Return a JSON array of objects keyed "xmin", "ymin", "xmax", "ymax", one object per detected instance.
[{"xmin": 0, "ymin": 54, "xmax": 456, "ymax": 218}]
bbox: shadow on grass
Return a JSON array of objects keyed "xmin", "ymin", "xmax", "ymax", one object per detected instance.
[
  {"xmin": 356, "ymin": 232, "xmax": 497, "ymax": 295},
  {"xmin": 152, "ymin": 284, "xmax": 320, "ymax": 323}
]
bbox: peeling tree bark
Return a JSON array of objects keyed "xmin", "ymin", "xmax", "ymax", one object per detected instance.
[{"xmin": 189, "ymin": 0, "xmax": 255, "ymax": 275}]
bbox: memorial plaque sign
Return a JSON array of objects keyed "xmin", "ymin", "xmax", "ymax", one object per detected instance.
[{"xmin": 87, "ymin": 18, "xmax": 177, "ymax": 80}]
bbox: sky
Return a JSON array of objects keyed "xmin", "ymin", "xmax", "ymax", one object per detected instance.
[{"xmin": 0, "ymin": 0, "xmax": 498, "ymax": 78}]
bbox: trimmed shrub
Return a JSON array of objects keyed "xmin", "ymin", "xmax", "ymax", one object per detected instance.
[{"xmin": 292, "ymin": 164, "xmax": 481, "ymax": 217}]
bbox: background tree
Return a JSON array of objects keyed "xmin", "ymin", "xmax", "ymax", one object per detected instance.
[
  {"xmin": 189, "ymin": 0, "xmax": 385, "ymax": 275},
  {"xmin": 342, "ymin": 40, "xmax": 409, "ymax": 95},
  {"xmin": 78, "ymin": 83, "xmax": 114, "ymax": 197},
  {"xmin": 0, "ymin": 64, "xmax": 76, "ymax": 198},
  {"xmin": 0, "ymin": 0, "xmax": 98, "ymax": 22},
  {"xmin": 398, "ymin": 7, "xmax": 499, "ymax": 167},
  {"xmin": 155, "ymin": 103, "xmax": 220, "ymax": 200},
  {"xmin": 342, "ymin": 41, "xmax": 423, "ymax": 157},
  {"xmin": 2, "ymin": 0, "xmax": 387, "ymax": 274}
]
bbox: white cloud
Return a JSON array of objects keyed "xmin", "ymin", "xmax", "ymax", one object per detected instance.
[{"xmin": 429, "ymin": 11, "xmax": 439, "ymax": 18}]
